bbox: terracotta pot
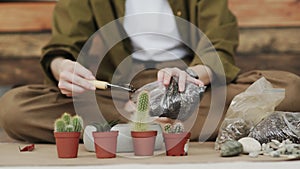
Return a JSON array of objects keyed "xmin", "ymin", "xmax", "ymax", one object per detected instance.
[
  {"xmin": 163, "ymin": 132, "xmax": 191, "ymax": 156},
  {"xmin": 54, "ymin": 132, "xmax": 81, "ymax": 158},
  {"xmin": 92, "ymin": 131, "xmax": 119, "ymax": 158},
  {"xmin": 131, "ymin": 130, "xmax": 157, "ymax": 156}
]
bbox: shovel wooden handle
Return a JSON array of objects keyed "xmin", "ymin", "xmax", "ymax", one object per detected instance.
[{"xmin": 89, "ymin": 80, "xmax": 109, "ymax": 90}]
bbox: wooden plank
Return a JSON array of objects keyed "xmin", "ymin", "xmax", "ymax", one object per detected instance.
[
  {"xmin": 0, "ymin": 33, "xmax": 51, "ymax": 58},
  {"xmin": 229, "ymin": 0, "xmax": 300, "ymax": 27},
  {"xmin": 0, "ymin": 0, "xmax": 299, "ymax": 32},
  {"xmin": 0, "ymin": 58, "xmax": 44, "ymax": 85},
  {"xmin": 0, "ymin": 2, "xmax": 55, "ymax": 32},
  {"xmin": 236, "ymin": 54, "xmax": 300, "ymax": 76}
]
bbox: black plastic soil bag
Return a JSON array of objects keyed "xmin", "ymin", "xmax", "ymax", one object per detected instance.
[{"xmin": 131, "ymin": 78, "xmax": 206, "ymax": 121}]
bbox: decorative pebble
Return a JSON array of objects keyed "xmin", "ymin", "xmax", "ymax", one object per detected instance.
[
  {"xmin": 220, "ymin": 140, "xmax": 243, "ymax": 157},
  {"xmin": 261, "ymin": 139, "xmax": 300, "ymax": 158},
  {"xmin": 238, "ymin": 137, "xmax": 262, "ymax": 154},
  {"xmin": 270, "ymin": 151, "xmax": 280, "ymax": 157},
  {"xmin": 249, "ymin": 151, "xmax": 260, "ymax": 158}
]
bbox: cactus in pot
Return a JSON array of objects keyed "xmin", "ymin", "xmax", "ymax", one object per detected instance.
[
  {"xmin": 91, "ymin": 120, "xmax": 120, "ymax": 158},
  {"xmin": 54, "ymin": 112, "xmax": 83, "ymax": 158},
  {"xmin": 163, "ymin": 122, "xmax": 191, "ymax": 156},
  {"xmin": 164, "ymin": 122, "xmax": 184, "ymax": 134},
  {"xmin": 132, "ymin": 91, "xmax": 150, "ymax": 132},
  {"xmin": 54, "ymin": 113, "xmax": 83, "ymax": 132},
  {"xmin": 131, "ymin": 90, "xmax": 157, "ymax": 156}
]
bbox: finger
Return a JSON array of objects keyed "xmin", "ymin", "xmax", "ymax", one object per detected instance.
[
  {"xmin": 71, "ymin": 74, "xmax": 96, "ymax": 90},
  {"xmin": 162, "ymin": 68, "xmax": 173, "ymax": 86},
  {"xmin": 178, "ymin": 70, "xmax": 187, "ymax": 92},
  {"xmin": 60, "ymin": 71, "xmax": 95, "ymax": 90},
  {"xmin": 60, "ymin": 89, "xmax": 72, "ymax": 97},
  {"xmin": 73, "ymin": 62, "xmax": 95, "ymax": 80},
  {"xmin": 157, "ymin": 70, "xmax": 165, "ymax": 82},
  {"xmin": 186, "ymin": 76, "xmax": 204, "ymax": 86},
  {"xmin": 58, "ymin": 80, "xmax": 86, "ymax": 95}
]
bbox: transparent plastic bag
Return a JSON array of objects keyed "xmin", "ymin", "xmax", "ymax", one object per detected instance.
[
  {"xmin": 215, "ymin": 77, "xmax": 285, "ymax": 149},
  {"xmin": 248, "ymin": 111, "xmax": 300, "ymax": 144},
  {"xmin": 131, "ymin": 78, "xmax": 206, "ymax": 121}
]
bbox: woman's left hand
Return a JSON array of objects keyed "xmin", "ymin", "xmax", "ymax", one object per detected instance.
[{"xmin": 157, "ymin": 67, "xmax": 204, "ymax": 92}]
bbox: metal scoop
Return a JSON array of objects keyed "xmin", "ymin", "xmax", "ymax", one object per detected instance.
[{"xmin": 90, "ymin": 80, "xmax": 135, "ymax": 92}]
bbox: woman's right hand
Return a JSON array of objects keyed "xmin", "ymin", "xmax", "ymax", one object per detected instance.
[{"xmin": 50, "ymin": 57, "xmax": 96, "ymax": 97}]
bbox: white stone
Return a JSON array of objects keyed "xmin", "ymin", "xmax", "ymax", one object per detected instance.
[
  {"xmin": 238, "ymin": 137, "xmax": 262, "ymax": 154},
  {"xmin": 83, "ymin": 125, "xmax": 97, "ymax": 152}
]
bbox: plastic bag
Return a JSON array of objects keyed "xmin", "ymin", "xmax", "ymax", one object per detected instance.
[
  {"xmin": 215, "ymin": 77, "xmax": 285, "ymax": 149},
  {"xmin": 131, "ymin": 78, "xmax": 206, "ymax": 121},
  {"xmin": 248, "ymin": 111, "xmax": 300, "ymax": 144}
]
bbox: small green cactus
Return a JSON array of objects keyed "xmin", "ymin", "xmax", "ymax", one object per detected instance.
[
  {"xmin": 91, "ymin": 120, "xmax": 119, "ymax": 132},
  {"xmin": 65, "ymin": 125, "xmax": 74, "ymax": 132},
  {"xmin": 173, "ymin": 122, "xmax": 184, "ymax": 133},
  {"xmin": 54, "ymin": 119, "xmax": 66, "ymax": 132},
  {"xmin": 164, "ymin": 123, "xmax": 172, "ymax": 133},
  {"xmin": 54, "ymin": 112, "xmax": 83, "ymax": 132},
  {"xmin": 133, "ymin": 91, "xmax": 150, "ymax": 131},
  {"xmin": 72, "ymin": 115, "xmax": 83, "ymax": 132},
  {"xmin": 163, "ymin": 122, "xmax": 184, "ymax": 134},
  {"xmin": 62, "ymin": 112, "xmax": 71, "ymax": 125}
]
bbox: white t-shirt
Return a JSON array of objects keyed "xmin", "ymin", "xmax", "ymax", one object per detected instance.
[{"xmin": 123, "ymin": 0, "xmax": 188, "ymax": 61}]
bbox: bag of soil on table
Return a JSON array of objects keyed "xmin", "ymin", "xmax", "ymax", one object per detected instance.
[
  {"xmin": 215, "ymin": 77, "xmax": 285, "ymax": 149},
  {"xmin": 131, "ymin": 78, "xmax": 206, "ymax": 121},
  {"xmin": 248, "ymin": 111, "xmax": 300, "ymax": 144}
]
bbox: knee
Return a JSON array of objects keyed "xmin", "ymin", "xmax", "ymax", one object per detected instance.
[{"xmin": 0, "ymin": 87, "xmax": 31, "ymax": 141}]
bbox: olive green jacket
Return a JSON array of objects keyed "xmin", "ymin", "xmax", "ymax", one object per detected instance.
[{"xmin": 41, "ymin": 0, "xmax": 240, "ymax": 85}]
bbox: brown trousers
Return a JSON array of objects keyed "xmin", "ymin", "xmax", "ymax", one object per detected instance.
[{"xmin": 0, "ymin": 70, "xmax": 299, "ymax": 143}]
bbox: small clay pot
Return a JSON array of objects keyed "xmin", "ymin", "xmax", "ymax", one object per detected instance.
[
  {"xmin": 54, "ymin": 132, "xmax": 81, "ymax": 158},
  {"xmin": 131, "ymin": 130, "xmax": 157, "ymax": 156},
  {"xmin": 93, "ymin": 131, "xmax": 119, "ymax": 158},
  {"xmin": 163, "ymin": 132, "xmax": 191, "ymax": 156}
]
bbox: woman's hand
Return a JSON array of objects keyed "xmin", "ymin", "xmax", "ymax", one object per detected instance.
[
  {"xmin": 157, "ymin": 65, "xmax": 212, "ymax": 92},
  {"xmin": 50, "ymin": 57, "xmax": 96, "ymax": 97}
]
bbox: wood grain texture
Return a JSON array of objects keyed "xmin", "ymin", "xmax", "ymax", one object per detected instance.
[
  {"xmin": 0, "ymin": 2, "xmax": 55, "ymax": 32},
  {"xmin": 0, "ymin": 58, "xmax": 44, "ymax": 85},
  {"xmin": 0, "ymin": 33, "xmax": 50, "ymax": 58},
  {"xmin": 229, "ymin": 0, "xmax": 300, "ymax": 27},
  {"xmin": 0, "ymin": 0, "xmax": 299, "ymax": 32},
  {"xmin": 235, "ymin": 54, "xmax": 300, "ymax": 76}
]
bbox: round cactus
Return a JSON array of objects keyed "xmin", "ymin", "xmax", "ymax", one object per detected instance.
[
  {"xmin": 72, "ymin": 115, "xmax": 83, "ymax": 132},
  {"xmin": 62, "ymin": 112, "xmax": 71, "ymax": 125},
  {"xmin": 173, "ymin": 122, "xmax": 184, "ymax": 133},
  {"xmin": 65, "ymin": 124, "xmax": 74, "ymax": 132},
  {"xmin": 54, "ymin": 112, "xmax": 83, "ymax": 132},
  {"xmin": 164, "ymin": 123, "xmax": 172, "ymax": 133},
  {"xmin": 54, "ymin": 119, "xmax": 66, "ymax": 132},
  {"xmin": 163, "ymin": 122, "xmax": 185, "ymax": 134}
]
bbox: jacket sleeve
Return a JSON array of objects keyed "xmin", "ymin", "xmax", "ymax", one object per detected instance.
[
  {"xmin": 40, "ymin": 0, "xmax": 97, "ymax": 85},
  {"xmin": 189, "ymin": 0, "xmax": 240, "ymax": 83}
]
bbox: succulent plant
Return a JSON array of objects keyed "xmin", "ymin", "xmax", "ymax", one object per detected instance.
[
  {"xmin": 163, "ymin": 122, "xmax": 184, "ymax": 134},
  {"xmin": 164, "ymin": 123, "xmax": 172, "ymax": 133},
  {"xmin": 133, "ymin": 91, "xmax": 150, "ymax": 131},
  {"xmin": 62, "ymin": 112, "xmax": 71, "ymax": 125},
  {"xmin": 54, "ymin": 112, "xmax": 83, "ymax": 132},
  {"xmin": 72, "ymin": 115, "xmax": 83, "ymax": 132},
  {"xmin": 54, "ymin": 119, "xmax": 66, "ymax": 132},
  {"xmin": 91, "ymin": 120, "xmax": 119, "ymax": 132}
]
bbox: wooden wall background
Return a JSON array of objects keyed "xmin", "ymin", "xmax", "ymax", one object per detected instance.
[{"xmin": 0, "ymin": 0, "xmax": 299, "ymax": 85}]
